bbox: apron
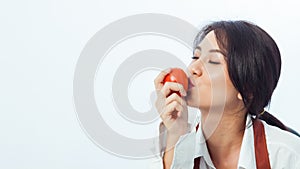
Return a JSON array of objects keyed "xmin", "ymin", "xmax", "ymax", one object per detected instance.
[{"xmin": 193, "ymin": 119, "xmax": 271, "ymax": 169}]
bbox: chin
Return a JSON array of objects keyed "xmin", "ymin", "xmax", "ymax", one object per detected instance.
[
  {"xmin": 187, "ymin": 102, "xmax": 199, "ymax": 108},
  {"xmin": 186, "ymin": 88, "xmax": 201, "ymax": 106},
  {"xmin": 186, "ymin": 95, "xmax": 199, "ymax": 108}
]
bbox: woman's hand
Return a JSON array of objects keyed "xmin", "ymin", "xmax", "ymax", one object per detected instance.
[
  {"xmin": 154, "ymin": 69, "xmax": 189, "ymax": 137},
  {"xmin": 154, "ymin": 69, "xmax": 189, "ymax": 169}
]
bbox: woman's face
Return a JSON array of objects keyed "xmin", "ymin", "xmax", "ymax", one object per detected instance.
[{"xmin": 186, "ymin": 31, "xmax": 242, "ymax": 112}]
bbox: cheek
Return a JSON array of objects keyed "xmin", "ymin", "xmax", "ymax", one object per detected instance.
[
  {"xmin": 224, "ymin": 83, "xmax": 239, "ymax": 103},
  {"xmin": 223, "ymin": 72, "xmax": 240, "ymax": 105},
  {"xmin": 199, "ymin": 69, "xmax": 231, "ymax": 106},
  {"xmin": 187, "ymin": 66, "xmax": 238, "ymax": 107},
  {"xmin": 186, "ymin": 83, "xmax": 212, "ymax": 107},
  {"xmin": 207, "ymin": 69, "xmax": 227, "ymax": 97}
]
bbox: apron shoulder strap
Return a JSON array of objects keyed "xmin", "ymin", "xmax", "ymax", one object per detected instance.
[{"xmin": 253, "ymin": 119, "xmax": 271, "ymax": 169}]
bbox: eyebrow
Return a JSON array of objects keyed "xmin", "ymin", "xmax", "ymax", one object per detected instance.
[{"xmin": 195, "ymin": 46, "xmax": 226, "ymax": 57}]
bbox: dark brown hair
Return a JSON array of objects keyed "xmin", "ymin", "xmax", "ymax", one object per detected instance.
[{"xmin": 194, "ymin": 21, "xmax": 299, "ymax": 136}]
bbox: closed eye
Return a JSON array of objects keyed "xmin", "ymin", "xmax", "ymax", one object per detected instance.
[
  {"xmin": 208, "ymin": 60, "xmax": 221, "ymax": 64},
  {"xmin": 191, "ymin": 56, "xmax": 199, "ymax": 60}
]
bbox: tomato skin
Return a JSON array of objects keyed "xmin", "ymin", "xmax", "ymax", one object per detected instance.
[{"xmin": 163, "ymin": 68, "xmax": 188, "ymax": 96}]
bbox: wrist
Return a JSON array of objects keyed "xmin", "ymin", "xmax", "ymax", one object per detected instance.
[
  {"xmin": 167, "ymin": 123, "xmax": 190, "ymax": 136},
  {"xmin": 165, "ymin": 123, "xmax": 190, "ymax": 150}
]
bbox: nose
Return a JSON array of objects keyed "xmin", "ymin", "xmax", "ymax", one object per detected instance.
[{"xmin": 188, "ymin": 60, "xmax": 203, "ymax": 77}]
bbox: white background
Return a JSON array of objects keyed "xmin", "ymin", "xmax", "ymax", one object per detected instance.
[{"xmin": 1, "ymin": 0, "xmax": 300, "ymax": 168}]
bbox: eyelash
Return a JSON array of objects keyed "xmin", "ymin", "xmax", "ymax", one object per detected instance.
[
  {"xmin": 208, "ymin": 60, "xmax": 220, "ymax": 65},
  {"xmin": 191, "ymin": 56, "xmax": 220, "ymax": 65}
]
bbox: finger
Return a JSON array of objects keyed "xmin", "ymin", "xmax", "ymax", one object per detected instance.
[
  {"xmin": 154, "ymin": 68, "xmax": 172, "ymax": 90},
  {"xmin": 165, "ymin": 93, "xmax": 186, "ymax": 107},
  {"xmin": 161, "ymin": 82, "xmax": 187, "ymax": 97},
  {"xmin": 155, "ymin": 94, "xmax": 166, "ymax": 114},
  {"xmin": 160, "ymin": 101, "xmax": 184, "ymax": 120}
]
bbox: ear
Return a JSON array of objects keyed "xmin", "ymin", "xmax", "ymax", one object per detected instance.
[{"xmin": 237, "ymin": 93, "xmax": 243, "ymax": 100}]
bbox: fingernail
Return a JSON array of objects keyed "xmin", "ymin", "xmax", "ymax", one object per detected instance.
[{"xmin": 164, "ymin": 68, "xmax": 172, "ymax": 73}]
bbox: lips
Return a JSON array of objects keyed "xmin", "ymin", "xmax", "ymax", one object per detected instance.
[{"xmin": 188, "ymin": 78, "xmax": 195, "ymax": 89}]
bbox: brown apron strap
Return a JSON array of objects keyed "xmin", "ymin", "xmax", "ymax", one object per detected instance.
[
  {"xmin": 196, "ymin": 123, "xmax": 199, "ymax": 132},
  {"xmin": 193, "ymin": 124, "xmax": 200, "ymax": 169},
  {"xmin": 253, "ymin": 119, "xmax": 271, "ymax": 169},
  {"xmin": 193, "ymin": 156, "xmax": 200, "ymax": 169},
  {"xmin": 193, "ymin": 119, "xmax": 271, "ymax": 169}
]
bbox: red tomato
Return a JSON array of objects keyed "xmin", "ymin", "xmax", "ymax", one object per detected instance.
[{"xmin": 163, "ymin": 68, "xmax": 188, "ymax": 96}]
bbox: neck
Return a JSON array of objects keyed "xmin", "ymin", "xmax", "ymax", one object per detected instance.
[{"xmin": 200, "ymin": 108, "xmax": 247, "ymax": 166}]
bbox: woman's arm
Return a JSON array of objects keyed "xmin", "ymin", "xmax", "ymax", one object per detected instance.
[
  {"xmin": 164, "ymin": 132, "xmax": 189, "ymax": 168},
  {"xmin": 154, "ymin": 69, "xmax": 189, "ymax": 168}
]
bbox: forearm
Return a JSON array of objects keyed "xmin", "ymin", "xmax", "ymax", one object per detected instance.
[
  {"xmin": 163, "ymin": 147, "xmax": 174, "ymax": 169},
  {"xmin": 159, "ymin": 120, "xmax": 191, "ymax": 168},
  {"xmin": 162, "ymin": 132, "xmax": 186, "ymax": 169}
]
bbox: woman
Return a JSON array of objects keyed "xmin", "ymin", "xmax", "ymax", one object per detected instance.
[{"xmin": 153, "ymin": 21, "xmax": 300, "ymax": 169}]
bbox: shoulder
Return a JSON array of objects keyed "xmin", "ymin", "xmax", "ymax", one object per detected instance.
[{"xmin": 262, "ymin": 121, "xmax": 300, "ymax": 168}]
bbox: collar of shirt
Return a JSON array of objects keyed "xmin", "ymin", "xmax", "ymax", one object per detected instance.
[{"xmin": 194, "ymin": 114, "xmax": 256, "ymax": 169}]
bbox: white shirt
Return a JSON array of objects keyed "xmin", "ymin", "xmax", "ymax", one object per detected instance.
[{"xmin": 150, "ymin": 114, "xmax": 300, "ymax": 169}]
